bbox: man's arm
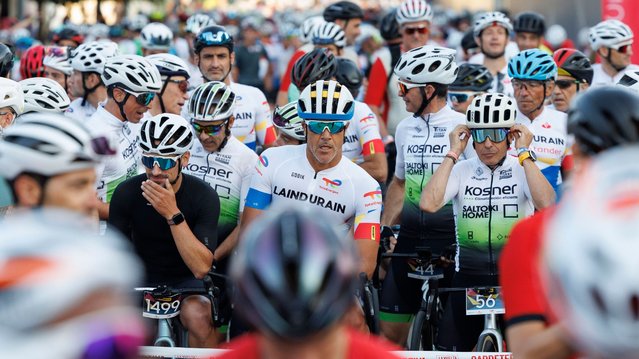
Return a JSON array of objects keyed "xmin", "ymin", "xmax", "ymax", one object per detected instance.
[
  {"xmin": 359, "ymin": 153, "xmax": 388, "ymax": 183},
  {"xmin": 354, "ymin": 181, "xmax": 383, "ymax": 278},
  {"xmin": 507, "ymin": 322, "xmax": 574, "ymax": 359},
  {"xmin": 97, "ymin": 201, "xmax": 109, "ymax": 220},
  {"xmin": 213, "ymin": 225, "xmax": 240, "ymax": 262},
  {"xmin": 512, "ymin": 124, "xmax": 556, "ymax": 208},
  {"xmin": 240, "ymin": 206, "xmax": 264, "ymax": 235},
  {"xmin": 381, "ymin": 176, "xmax": 405, "ymax": 225}
]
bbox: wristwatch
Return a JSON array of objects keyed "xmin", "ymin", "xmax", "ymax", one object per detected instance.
[
  {"xmin": 167, "ymin": 212, "xmax": 185, "ymax": 226},
  {"xmin": 518, "ymin": 150, "xmax": 537, "ymax": 166}
]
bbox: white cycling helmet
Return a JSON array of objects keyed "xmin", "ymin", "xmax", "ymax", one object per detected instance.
[
  {"xmin": 19, "ymin": 77, "xmax": 71, "ymax": 114},
  {"xmin": 42, "ymin": 46, "xmax": 73, "ymax": 76},
  {"xmin": 185, "ymin": 13, "xmax": 216, "ymax": 34},
  {"xmin": 273, "ymin": 101, "xmax": 305, "ymax": 141},
  {"xmin": 0, "ymin": 113, "xmax": 103, "ymax": 179},
  {"xmin": 127, "ymin": 14, "xmax": 149, "ymax": 32},
  {"xmin": 298, "ymin": 80, "xmax": 354, "ymax": 121},
  {"xmin": 394, "ymin": 45, "xmax": 459, "ymax": 85},
  {"xmin": 138, "ymin": 113, "xmax": 194, "ymax": 156},
  {"xmin": 396, "ymin": 0, "xmax": 433, "ymax": 26},
  {"xmin": 543, "ymin": 146, "xmax": 639, "ymax": 358},
  {"xmin": 546, "ymin": 24, "xmax": 568, "ymax": 48},
  {"xmin": 70, "ymin": 41, "xmax": 119, "ymax": 73},
  {"xmin": 188, "ymin": 81, "xmax": 236, "ymax": 122},
  {"xmin": 88, "ymin": 23, "xmax": 110, "ymax": 40},
  {"xmin": 588, "ymin": 19, "xmax": 633, "ymax": 51},
  {"xmin": 312, "ymin": 22, "xmax": 346, "ymax": 48},
  {"xmin": 146, "ymin": 53, "xmax": 190, "ymax": 78},
  {"xmin": 617, "ymin": 70, "xmax": 639, "ymax": 93},
  {"xmin": 102, "ymin": 55, "xmax": 162, "ymax": 93},
  {"xmin": 140, "ymin": 22, "xmax": 173, "ymax": 51},
  {"xmin": 466, "ymin": 93, "xmax": 517, "ymax": 128},
  {"xmin": 0, "ymin": 78, "xmax": 24, "ymax": 116},
  {"xmin": 300, "ymin": 16, "xmax": 326, "ymax": 43},
  {"xmin": 473, "ymin": 11, "xmax": 513, "ymax": 37}
]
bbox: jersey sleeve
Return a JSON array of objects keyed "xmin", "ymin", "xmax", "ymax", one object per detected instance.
[
  {"xmin": 442, "ymin": 161, "xmax": 463, "ymax": 203},
  {"xmin": 239, "ymin": 153, "xmax": 259, "ymax": 213},
  {"xmin": 244, "ymin": 152, "xmax": 274, "ymax": 210},
  {"xmin": 393, "ymin": 125, "xmax": 406, "ymax": 180},
  {"xmin": 192, "ymin": 182, "xmax": 220, "ymax": 252},
  {"xmin": 279, "ymin": 50, "xmax": 305, "ymax": 93},
  {"xmin": 355, "ymin": 105, "xmax": 385, "ymax": 157},
  {"xmin": 253, "ymin": 90, "xmax": 277, "ymax": 147},
  {"xmin": 363, "ymin": 58, "xmax": 388, "ymax": 108},
  {"xmin": 353, "ymin": 180, "xmax": 382, "ymax": 242}
]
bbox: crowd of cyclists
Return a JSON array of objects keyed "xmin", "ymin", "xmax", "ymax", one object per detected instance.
[{"xmin": 2, "ymin": 1, "xmax": 639, "ymax": 358}]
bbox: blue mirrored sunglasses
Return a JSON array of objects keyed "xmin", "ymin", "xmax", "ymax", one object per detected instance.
[
  {"xmin": 141, "ymin": 155, "xmax": 179, "ymax": 170},
  {"xmin": 306, "ymin": 120, "xmax": 348, "ymax": 134},
  {"xmin": 471, "ymin": 128, "xmax": 510, "ymax": 143}
]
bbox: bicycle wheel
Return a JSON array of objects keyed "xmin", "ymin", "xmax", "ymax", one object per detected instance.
[
  {"xmin": 478, "ymin": 334, "xmax": 499, "ymax": 352},
  {"xmin": 407, "ymin": 310, "xmax": 434, "ymax": 350}
]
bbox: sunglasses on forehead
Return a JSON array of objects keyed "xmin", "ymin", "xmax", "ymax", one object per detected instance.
[{"xmin": 305, "ymin": 120, "xmax": 348, "ymax": 134}]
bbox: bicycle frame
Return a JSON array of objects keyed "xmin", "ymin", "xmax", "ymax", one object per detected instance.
[{"xmin": 476, "ymin": 313, "xmax": 504, "ymax": 352}]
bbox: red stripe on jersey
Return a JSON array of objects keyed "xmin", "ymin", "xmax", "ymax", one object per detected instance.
[
  {"xmin": 362, "ymin": 139, "xmax": 385, "ymax": 156},
  {"xmin": 263, "ymin": 126, "xmax": 277, "ymax": 145},
  {"xmin": 354, "ymin": 222, "xmax": 380, "ymax": 242}
]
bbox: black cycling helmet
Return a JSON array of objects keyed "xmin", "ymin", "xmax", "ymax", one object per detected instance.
[
  {"xmin": 513, "ymin": 12, "xmax": 546, "ymax": 36},
  {"xmin": 380, "ymin": 9, "xmax": 401, "ymax": 42},
  {"xmin": 553, "ymin": 48, "xmax": 594, "ymax": 84},
  {"xmin": 194, "ymin": 25, "xmax": 234, "ymax": 54},
  {"xmin": 0, "ymin": 43, "xmax": 13, "ymax": 78},
  {"xmin": 449, "ymin": 63, "xmax": 494, "ymax": 92},
  {"xmin": 461, "ymin": 30, "xmax": 478, "ymax": 52},
  {"xmin": 291, "ymin": 48, "xmax": 337, "ymax": 90},
  {"xmin": 323, "ymin": 1, "xmax": 364, "ymax": 21},
  {"xmin": 52, "ymin": 26, "xmax": 84, "ymax": 46},
  {"xmin": 230, "ymin": 204, "xmax": 359, "ymax": 340},
  {"xmin": 568, "ymin": 87, "xmax": 639, "ymax": 155},
  {"xmin": 335, "ymin": 58, "xmax": 363, "ymax": 96}
]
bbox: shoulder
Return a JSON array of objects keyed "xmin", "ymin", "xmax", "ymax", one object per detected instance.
[
  {"xmin": 232, "ymin": 83, "xmax": 267, "ymax": 99},
  {"xmin": 183, "ymin": 174, "xmax": 218, "ymax": 196},
  {"xmin": 258, "ymin": 145, "xmax": 303, "ymax": 167},
  {"xmin": 340, "ymin": 158, "xmax": 377, "ymax": 186},
  {"xmin": 114, "ymin": 174, "xmax": 146, "ymax": 193},
  {"xmin": 440, "ymin": 106, "xmax": 466, "ymax": 124}
]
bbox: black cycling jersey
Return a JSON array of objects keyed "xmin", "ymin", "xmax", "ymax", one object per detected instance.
[{"xmin": 108, "ymin": 173, "xmax": 220, "ymax": 284}]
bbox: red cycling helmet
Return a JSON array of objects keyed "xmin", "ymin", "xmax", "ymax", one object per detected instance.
[
  {"xmin": 553, "ymin": 48, "xmax": 594, "ymax": 85},
  {"xmin": 20, "ymin": 45, "xmax": 46, "ymax": 79}
]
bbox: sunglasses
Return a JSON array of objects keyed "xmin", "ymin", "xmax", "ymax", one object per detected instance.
[
  {"xmin": 397, "ymin": 80, "xmax": 423, "ymax": 96},
  {"xmin": 404, "ymin": 26, "xmax": 429, "ymax": 35},
  {"xmin": 306, "ymin": 120, "xmax": 348, "ymax": 134},
  {"xmin": 448, "ymin": 92, "xmax": 479, "ymax": 103},
  {"xmin": 613, "ymin": 44, "xmax": 632, "ymax": 54},
  {"xmin": 167, "ymin": 79, "xmax": 189, "ymax": 93},
  {"xmin": 471, "ymin": 128, "xmax": 510, "ymax": 143},
  {"xmin": 511, "ymin": 79, "xmax": 545, "ymax": 91},
  {"xmin": 141, "ymin": 155, "xmax": 180, "ymax": 170},
  {"xmin": 555, "ymin": 79, "xmax": 581, "ymax": 89},
  {"xmin": 122, "ymin": 88, "xmax": 155, "ymax": 106},
  {"xmin": 192, "ymin": 121, "xmax": 227, "ymax": 136}
]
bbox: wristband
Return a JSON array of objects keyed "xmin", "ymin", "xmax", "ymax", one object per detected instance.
[
  {"xmin": 517, "ymin": 147, "xmax": 529, "ymax": 155},
  {"xmin": 445, "ymin": 151, "xmax": 459, "ymax": 164}
]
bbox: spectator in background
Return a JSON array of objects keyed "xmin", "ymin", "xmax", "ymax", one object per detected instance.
[
  {"xmin": 513, "ymin": 12, "xmax": 552, "ymax": 53},
  {"xmin": 233, "ymin": 17, "xmax": 273, "ymax": 97}
]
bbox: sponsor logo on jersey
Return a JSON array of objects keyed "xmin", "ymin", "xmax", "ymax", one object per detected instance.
[
  {"xmin": 256, "ymin": 155, "xmax": 268, "ymax": 176},
  {"xmin": 533, "ymin": 135, "xmax": 564, "ymax": 146},
  {"xmin": 291, "ymin": 172, "xmax": 305, "ymax": 180},
  {"xmin": 273, "ymin": 186, "xmax": 346, "ymax": 214},
  {"xmin": 406, "ymin": 143, "xmax": 448, "ymax": 154},
  {"xmin": 322, "ymin": 177, "xmax": 342, "ymax": 188},
  {"xmin": 433, "ymin": 127, "xmax": 446, "ymax": 138},
  {"xmin": 462, "ymin": 204, "xmax": 499, "ymax": 218},
  {"xmin": 406, "ymin": 162, "xmax": 428, "ymax": 175},
  {"xmin": 464, "ymin": 184, "xmax": 518, "ymax": 197},
  {"xmin": 541, "ymin": 122, "xmax": 551, "ymax": 129},
  {"xmin": 344, "ymin": 134, "xmax": 358, "ymax": 144},
  {"xmin": 259, "ymin": 156, "xmax": 269, "ymax": 167},
  {"xmin": 235, "ymin": 112, "xmax": 253, "ymax": 120},
  {"xmin": 499, "ymin": 168, "xmax": 512, "ymax": 180},
  {"xmin": 363, "ymin": 190, "xmax": 382, "ymax": 200},
  {"xmin": 475, "ymin": 167, "xmax": 484, "ymax": 176},
  {"xmin": 215, "ymin": 154, "xmax": 231, "ymax": 165},
  {"xmin": 185, "ymin": 163, "xmax": 233, "ymax": 178},
  {"xmin": 414, "ymin": 126, "xmax": 422, "ymax": 133},
  {"xmin": 359, "ymin": 114, "xmax": 374, "ymax": 123},
  {"xmin": 66, "ymin": 107, "xmax": 74, "ymax": 113},
  {"xmin": 123, "ymin": 123, "xmax": 132, "ymax": 136},
  {"xmin": 122, "ymin": 138, "xmax": 139, "ymax": 160}
]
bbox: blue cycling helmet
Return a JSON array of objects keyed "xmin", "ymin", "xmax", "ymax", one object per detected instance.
[{"xmin": 507, "ymin": 49, "xmax": 557, "ymax": 81}]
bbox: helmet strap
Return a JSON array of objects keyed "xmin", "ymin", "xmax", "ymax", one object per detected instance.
[
  {"xmin": 217, "ymin": 125, "xmax": 232, "ymax": 151},
  {"xmin": 605, "ymin": 49, "xmax": 627, "ymax": 72},
  {"xmin": 413, "ymin": 85, "xmax": 436, "ymax": 118},
  {"xmin": 170, "ymin": 158, "xmax": 182, "ymax": 185},
  {"xmin": 81, "ymin": 72, "xmax": 102, "ymax": 107},
  {"xmin": 158, "ymin": 79, "xmax": 169, "ymax": 113},
  {"xmin": 114, "ymin": 92, "xmax": 132, "ymax": 123}
]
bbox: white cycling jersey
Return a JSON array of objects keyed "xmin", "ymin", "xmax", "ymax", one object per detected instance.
[
  {"xmin": 591, "ymin": 63, "xmax": 639, "ymax": 87},
  {"xmin": 229, "ymin": 81, "xmax": 277, "ymax": 151},
  {"xmin": 88, "ymin": 106, "xmax": 140, "ymax": 203},
  {"xmin": 64, "ymin": 98, "xmax": 99, "ymax": 123},
  {"xmin": 245, "ymin": 144, "xmax": 382, "ymax": 241},
  {"xmin": 508, "ymin": 107, "xmax": 569, "ymax": 194},
  {"xmin": 184, "ymin": 136, "xmax": 258, "ymax": 238},
  {"xmin": 468, "ymin": 53, "xmax": 514, "ymax": 97},
  {"xmin": 342, "ymin": 101, "xmax": 384, "ymax": 165},
  {"xmin": 443, "ymin": 155, "xmax": 533, "ymax": 275}
]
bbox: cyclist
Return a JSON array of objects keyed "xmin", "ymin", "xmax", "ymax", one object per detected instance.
[
  {"xmin": 512, "ymin": 12, "xmax": 551, "ymax": 53},
  {"xmin": 219, "ymin": 205, "xmax": 398, "ymax": 359},
  {"xmin": 108, "ymin": 113, "xmax": 221, "ymax": 348},
  {"xmin": 192, "ymin": 25, "xmax": 276, "ymax": 151},
  {"xmin": 272, "ymin": 101, "xmax": 305, "ymax": 146},
  {"xmin": 0, "ymin": 78, "xmax": 24, "ymax": 131},
  {"xmin": 311, "ymin": 21, "xmax": 347, "ymax": 57},
  {"xmin": 89, "ymin": 54, "xmax": 162, "ymax": 220},
  {"xmin": 0, "ymin": 112, "xmax": 108, "ymax": 215},
  {"xmin": 588, "ymin": 19, "xmax": 638, "ymax": 87},
  {"xmin": 183, "ymin": 81, "xmax": 258, "ymax": 339},
  {"xmin": 242, "ymin": 79, "xmax": 381, "ymax": 279},
  {"xmin": 508, "ymin": 48, "xmax": 571, "ymax": 194},
  {"xmin": 51, "ymin": 25, "xmax": 84, "ymax": 48},
  {"xmin": 147, "ymin": 53, "xmax": 191, "ymax": 116},
  {"xmin": 469, "ymin": 11, "xmax": 514, "ymax": 96},
  {"xmin": 66, "ymin": 41, "xmax": 119, "ymax": 122},
  {"xmin": 421, "ymin": 93, "xmax": 554, "ymax": 351},
  {"xmin": 19, "ymin": 44, "xmax": 45, "ymax": 80},
  {"xmin": 289, "ymin": 47, "xmax": 337, "ymax": 102},
  {"xmin": 140, "ymin": 22, "xmax": 174, "ymax": 56},
  {"xmin": 19, "ymin": 77, "xmax": 70, "ymax": 114},
  {"xmin": 499, "ymin": 87, "xmax": 639, "ymax": 359},
  {"xmin": 184, "ymin": 14, "xmax": 216, "ymax": 89},
  {"xmin": 551, "ymin": 48, "xmax": 593, "ymax": 112},
  {"xmin": 43, "ymin": 46, "xmax": 73, "ymax": 96},
  {"xmin": 323, "ymin": 0, "xmax": 364, "ymax": 64},
  {"xmin": 0, "ymin": 210, "xmax": 144, "ymax": 358},
  {"xmin": 618, "ymin": 69, "xmax": 639, "ymax": 93},
  {"xmin": 448, "ymin": 63, "xmax": 494, "ymax": 115},
  {"xmin": 0, "ymin": 43, "xmax": 14, "ymax": 78},
  {"xmin": 379, "ymin": 45, "xmax": 474, "ymax": 346},
  {"xmin": 543, "ymin": 146, "xmax": 639, "ymax": 359}
]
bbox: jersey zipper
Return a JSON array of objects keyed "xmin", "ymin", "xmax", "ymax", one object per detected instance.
[{"xmin": 488, "ymin": 167, "xmax": 495, "ymax": 276}]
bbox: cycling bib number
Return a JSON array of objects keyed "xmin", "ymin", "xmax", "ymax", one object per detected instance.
[
  {"xmin": 407, "ymin": 264, "xmax": 444, "ymax": 280},
  {"xmin": 143, "ymin": 292, "xmax": 182, "ymax": 319},
  {"xmin": 465, "ymin": 286, "xmax": 505, "ymax": 315}
]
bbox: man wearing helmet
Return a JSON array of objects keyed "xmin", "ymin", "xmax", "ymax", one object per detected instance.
[
  {"xmin": 19, "ymin": 77, "xmax": 71, "ymax": 114},
  {"xmin": 183, "ymin": 81, "xmax": 258, "ymax": 339},
  {"xmin": 378, "ymin": 45, "xmax": 475, "ymax": 345},
  {"xmin": 66, "ymin": 41, "xmax": 119, "ymax": 122},
  {"xmin": 140, "ymin": 22, "xmax": 174, "ymax": 56},
  {"xmin": 589, "ymin": 19, "xmax": 638, "ymax": 87},
  {"xmin": 147, "ymin": 53, "xmax": 191, "ymax": 116},
  {"xmin": 551, "ymin": 48, "xmax": 593, "ymax": 112},
  {"xmin": 184, "ymin": 14, "xmax": 216, "ymax": 90},
  {"xmin": 508, "ymin": 49, "xmax": 571, "ymax": 195},
  {"xmin": 89, "ymin": 55, "xmax": 162, "ymax": 220},
  {"xmin": 512, "ymin": 12, "xmax": 551, "ymax": 53},
  {"xmin": 43, "ymin": 46, "xmax": 74, "ymax": 98},
  {"xmin": 192, "ymin": 25, "xmax": 277, "ymax": 151},
  {"xmin": 109, "ymin": 113, "xmax": 221, "ymax": 348},
  {"xmin": 0, "ymin": 43, "xmax": 14, "ymax": 79},
  {"xmin": 448, "ymin": 63, "xmax": 494, "ymax": 115},
  {"xmin": 51, "ymin": 25, "xmax": 84, "ymax": 48},
  {"xmin": 323, "ymin": 0, "xmax": 364, "ymax": 65},
  {"xmin": 0, "ymin": 77, "xmax": 24, "ymax": 130},
  {"xmin": 422, "ymin": 93, "xmax": 555, "ymax": 351},
  {"xmin": 219, "ymin": 205, "xmax": 399, "ymax": 359},
  {"xmin": 499, "ymin": 87, "xmax": 639, "ymax": 359},
  {"xmin": 272, "ymin": 101, "xmax": 306, "ymax": 146}
]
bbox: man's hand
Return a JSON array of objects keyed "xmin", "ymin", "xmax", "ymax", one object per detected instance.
[
  {"xmin": 511, "ymin": 124, "xmax": 534, "ymax": 149},
  {"xmin": 141, "ymin": 179, "xmax": 180, "ymax": 219},
  {"xmin": 449, "ymin": 124, "xmax": 471, "ymax": 156}
]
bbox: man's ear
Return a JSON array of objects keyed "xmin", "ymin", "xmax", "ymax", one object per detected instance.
[
  {"xmin": 13, "ymin": 174, "xmax": 43, "ymax": 207},
  {"xmin": 181, "ymin": 151, "xmax": 191, "ymax": 166}
]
